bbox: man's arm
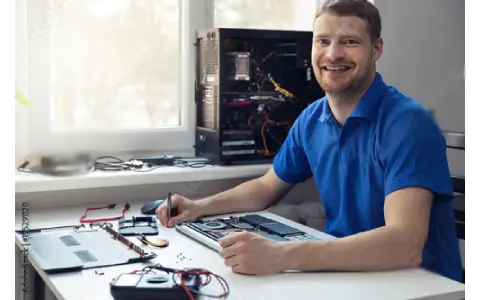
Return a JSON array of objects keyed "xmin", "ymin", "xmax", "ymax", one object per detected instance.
[
  {"xmin": 282, "ymin": 187, "xmax": 433, "ymax": 271},
  {"xmin": 282, "ymin": 108, "xmax": 448, "ymax": 273},
  {"xmin": 197, "ymin": 168, "xmax": 295, "ymax": 217}
]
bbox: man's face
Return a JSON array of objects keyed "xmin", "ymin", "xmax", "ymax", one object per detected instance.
[{"xmin": 311, "ymin": 12, "xmax": 382, "ymax": 96}]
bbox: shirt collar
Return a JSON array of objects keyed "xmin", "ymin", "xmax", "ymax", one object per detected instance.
[
  {"xmin": 319, "ymin": 97, "xmax": 334, "ymax": 122},
  {"xmin": 350, "ymin": 72, "xmax": 386, "ymax": 120},
  {"xmin": 319, "ymin": 72, "xmax": 387, "ymax": 123}
]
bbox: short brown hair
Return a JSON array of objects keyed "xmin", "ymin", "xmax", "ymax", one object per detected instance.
[{"xmin": 315, "ymin": 0, "xmax": 382, "ymax": 41}]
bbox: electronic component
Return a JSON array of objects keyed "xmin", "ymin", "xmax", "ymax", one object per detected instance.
[
  {"xmin": 110, "ymin": 273, "xmax": 201, "ymax": 300},
  {"xmin": 225, "ymin": 51, "xmax": 251, "ymax": 81},
  {"xmin": 118, "ymin": 216, "xmax": 159, "ymax": 236},
  {"xmin": 137, "ymin": 236, "xmax": 169, "ymax": 248},
  {"xmin": 110, "ymin": 264, "xmax": 230, "ymax": 300},
  {"xmin": 240, "ymin": 214, "xmax": 304, "ymax": 236},
  {"xmin": 176, "ymin": 214, "xmax": 320, "ymax": 251},
  {"xmin": 195, "ymin": 28, "xmax": 325, "ymax": 165}
]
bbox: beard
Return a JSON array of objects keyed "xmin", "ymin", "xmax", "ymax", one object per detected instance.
[{"xmin": 313, "ymin": 59, "xmax": 375, "ymax": 99}]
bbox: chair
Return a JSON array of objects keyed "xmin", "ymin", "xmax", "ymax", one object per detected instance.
[{"xmin": 444, "ymin": 131, "xmax": 465, "ymax": 283}]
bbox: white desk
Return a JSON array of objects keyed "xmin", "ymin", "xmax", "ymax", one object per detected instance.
[{"xmin": 15, "ymin": 203, "xmax": 465, "ymax": 300}]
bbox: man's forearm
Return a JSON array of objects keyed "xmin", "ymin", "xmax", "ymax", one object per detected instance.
[
  {"xmin": 283, "ymin": 226, "xmax": 423, "ymax": 272},
  {"xmin": 197, "ymin": 178, "xmax": 276, "ymax": 217}
]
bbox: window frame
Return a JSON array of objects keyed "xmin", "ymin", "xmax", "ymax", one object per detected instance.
[{"xmin": 22, "ymin": 0, "xmax": 213, "ymax": 157}]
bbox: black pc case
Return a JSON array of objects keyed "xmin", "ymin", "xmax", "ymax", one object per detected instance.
[{"xmin": 195, "ymin": 28, "xmax": 325, "ymax": 165}]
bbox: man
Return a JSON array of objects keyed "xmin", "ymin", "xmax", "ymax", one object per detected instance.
[{"xmin": 156, "ymin": 0, "xmax": 463, "ymax": 282}]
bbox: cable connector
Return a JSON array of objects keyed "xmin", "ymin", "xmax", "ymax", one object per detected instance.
[
  {"xmin": 126, "ymin": 160, "xmax": 144, "ymax": 169},
  {"xmin": 108, "ymin": 204, "xmax": 116, "ymax": 209},
  {"xmin": 124, "ymin": 203, "xmax": 131, "ymax": 210}
]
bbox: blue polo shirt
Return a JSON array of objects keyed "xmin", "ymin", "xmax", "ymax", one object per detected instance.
[{"xmin": 273, "ymin": 72, "xmax": 462, "ymax": 282}]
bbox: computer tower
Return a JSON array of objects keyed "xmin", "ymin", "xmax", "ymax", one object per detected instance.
[{"xmin": 195, "ymin": 28, "xmax": 325, "ymax": 165}]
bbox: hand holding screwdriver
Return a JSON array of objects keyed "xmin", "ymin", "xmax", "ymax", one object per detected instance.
[{"xmin": 155, "ymin": 193, "xmax": 202, "ymax": 227}]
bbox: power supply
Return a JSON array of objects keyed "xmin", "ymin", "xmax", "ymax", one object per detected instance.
[{"xmin": 195, "ymin": 28, "xmax": 325, "ymax": 165}]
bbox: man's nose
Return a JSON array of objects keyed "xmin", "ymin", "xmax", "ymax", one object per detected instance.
[{"xmin": 325, "ymin": 43, "xmax": 344, "ymax": 61}]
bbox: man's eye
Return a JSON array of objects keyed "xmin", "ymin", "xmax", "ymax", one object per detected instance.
[
  {"xmin": 345, "ymin": 39, "xmax": 358, "ymax": 45},
  {"xmin": 317, "ymin": 39, "xmax": 329, "ymax": 45}
]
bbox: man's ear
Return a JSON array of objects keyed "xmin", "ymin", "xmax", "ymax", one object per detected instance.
[{"xmin": 373, "ymin": 37, "xmax": 384, "ymax": 61}]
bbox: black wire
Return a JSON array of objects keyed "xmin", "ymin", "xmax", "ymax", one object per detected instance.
[
  {"xmin": 94, "ymin": 156, "xmax": 129, "ymax": 171},
  {"xmin": 171, "ymin": 272, "xmax": 230, "ymax": 299},
  {"xmin": 173, "ymin": 159, "xmax": 215, "ymax": 168},
  {"xmin": 95, "ymin": 156, "xmax": 125, "ymax": 163}
]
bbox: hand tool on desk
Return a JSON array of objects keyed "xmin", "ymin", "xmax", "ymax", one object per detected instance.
[{"xmin": 167, "ymin": 189, "xmax": 172, "ymax": 223}]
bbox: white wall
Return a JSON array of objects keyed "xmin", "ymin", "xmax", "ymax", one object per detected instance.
[
  {"xmin": 375, "ymin": 0, "xmax": 465, "ymax": 272},
  {"xmin": 375, "ymin": 0, "xmax": 465, "ymax": 176}
]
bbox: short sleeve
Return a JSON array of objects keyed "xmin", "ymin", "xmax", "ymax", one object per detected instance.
[
  {"xmin": 272, "ymin": 111, "xmax": 313, "ymax": 183},
  {"xmin": 381, "ymin": 109, "xmax": 453, "ymax": 201}
]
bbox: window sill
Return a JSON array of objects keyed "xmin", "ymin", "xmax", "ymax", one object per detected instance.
[{"xmin": 15, "ymin": 164, "xmax": 272, "ymax": 193}]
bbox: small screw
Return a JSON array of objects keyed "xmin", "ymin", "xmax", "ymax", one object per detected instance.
[{"xmin": 95, "ymin": 269, "xmax": 104, "ymax": 275}]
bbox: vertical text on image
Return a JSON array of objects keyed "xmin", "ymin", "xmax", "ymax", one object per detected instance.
[{"xmin": 21, "ymin": 202, "xmax": 30, "ymax": 294}]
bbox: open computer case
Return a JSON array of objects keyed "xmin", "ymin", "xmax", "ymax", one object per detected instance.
[{"xmin": 194, "ymin": 28, "xmax": 325, "ymax": 165}]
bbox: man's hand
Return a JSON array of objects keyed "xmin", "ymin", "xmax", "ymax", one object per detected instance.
[
  {"xmin": 155, "ymin": 194, "xmax": 202, "ymax": 228},
  {"xmin": 219, "ymin": 231, "xmax": 287, "ymax": 275}
]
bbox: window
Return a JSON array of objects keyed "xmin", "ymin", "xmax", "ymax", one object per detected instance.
[
  {"xmin": 50, "ymin": 0, "xmax": 180, "ymax": 130},
  {"xmin": 213, "ymin": 0, "xmax": 318, "ymax": 31},
  {"xmin": 19, "ymin": 0, "xmax": 210, "ymax": 156}
]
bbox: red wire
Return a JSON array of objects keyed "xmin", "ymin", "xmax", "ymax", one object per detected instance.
[
  {"xmin": 177, "ymin": 271, "xmax": 195, "ymax": 300},
  {"xmin": 79, "ymin": 205, "xmax": 129, "ymax": 223},
  {"xmin": 263, "ymin": 111, "xmax": 269, "ymax": 121},
  {"xmin": 184, "ymin": 269, "xmax": 227, "ymax": 299},
  {"xmin": 214, "ymin": 274, "xmax": 227, "ymax": 300}
]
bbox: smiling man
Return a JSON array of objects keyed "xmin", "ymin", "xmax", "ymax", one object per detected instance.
[{"xmin": 156, "ymin": 0, "xmax": 463, "ymax": 282}]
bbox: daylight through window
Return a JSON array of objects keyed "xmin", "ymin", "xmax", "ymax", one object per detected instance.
[
  {"xmin": 213, "ymin": 0, "xmax": 317, "ymax": 31},
  {"xmin": 49, "ymin": 0, "xmax": 180, "ymax": 131}
]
